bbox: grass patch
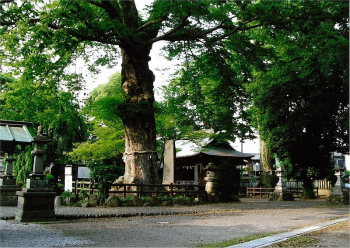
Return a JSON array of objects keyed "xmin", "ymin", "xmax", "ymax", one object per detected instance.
[
  {"xmin": 198, "ymin": 220, "xmax": 349, "ymax": 248},
  {"xmin": 267, "ymin": 236, "xmax": 317, "ymax": 247},
  {"xmin": 197, "ymin": 232, "xmax": 275, "ymax": 247},
  {"xmin": 267, "ymin": 221, "xmax": 349, "ymax": 247}
]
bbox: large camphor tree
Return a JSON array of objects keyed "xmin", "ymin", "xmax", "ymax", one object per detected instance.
[
  {"xmin": 3, "ymin": 0, "xmax": 338, "ymax": 185},
  {"xmin": 1, "ymin": 0, "xmax": 273, "ymax": 184}
]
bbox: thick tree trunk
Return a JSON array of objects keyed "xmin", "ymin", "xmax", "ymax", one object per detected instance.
[
  {"xmin": 120, "ymin": 45, "xmax": 158, "ymax": 184},
  {"xmin": 259, "ymin": 137, "xmax": 275, "ymax": 188}
]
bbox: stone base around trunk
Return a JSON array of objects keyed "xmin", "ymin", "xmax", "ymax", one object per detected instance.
[
  {"xmin": 15, "ymin": 188, "xmax": 56, "ymax": 222},
  {"xmin": 269, "ymin": 191, "xmax": 294, "ymax": 201}
]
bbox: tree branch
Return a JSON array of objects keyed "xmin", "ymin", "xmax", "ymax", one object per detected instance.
[
  {"xmin": 154, "ymin": 16, "xmax": 261, "ymax": 44},
  {"xmin": 136, "ymin": 19, "xmax": 163, "ymax": 33},
  {"xmin": 145, "ymin": 11, "xmax": 191, "ymax": 45},
  {"xmin": 0, "ymin": 0, "xmax": 14, "ymax": 3}
]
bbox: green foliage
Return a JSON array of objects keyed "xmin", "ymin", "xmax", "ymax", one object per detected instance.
[
  {"xmin": 2, "ymin": 0, "xmax": 348, "ymax": 187},
  {"xmin": 13, "ymin": 145, "xmax": 33, "ymax": 185},
  {"xmin": 44, "ymin": 173, "xmax": 56, "ymax": 190},
  {"xmin": 69, "ymin": 72, "xmax": 125, "ymax": 163},
  {"xmin": 61, "ymin": 191, "xmax": 74, "ymax": 199},
  {"xmin": 78, "ymin": 190, "xmax": 89, "ymax": 202}
]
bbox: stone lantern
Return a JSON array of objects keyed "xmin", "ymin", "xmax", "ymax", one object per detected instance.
[
  {"xmin": 2, "ymin": 154, "xmax": 16, "ymax": 184},
  {"xmin": 271, "ymin": 167, "xmax": 293, "ymax": 201},
  {"xmin": 15, "ymin": 126, "xmax": 57, "ymax": 222},
  {"xmin": 327, "ymin": 166, "xmax": 349, "ymax": 205},
  {"xmin": 26, "ymin": 126, "xmax": 52, "ymax": 188},
  {"xmin": 203, "ymin": 162, "xmax": 217, "ymax": 196},
  {"xmin": 274, "ymin": 167, "xmax": 287, "ymax": 194}
]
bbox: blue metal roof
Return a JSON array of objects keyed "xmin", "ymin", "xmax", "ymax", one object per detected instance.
[{"xmin": 0, "ymin": 120, "xmax": 34, "ymax": 152}]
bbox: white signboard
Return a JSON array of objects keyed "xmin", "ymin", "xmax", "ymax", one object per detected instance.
[{"xmin": 65, "ymin": 175, "xmax": 73, "ymax": 192}]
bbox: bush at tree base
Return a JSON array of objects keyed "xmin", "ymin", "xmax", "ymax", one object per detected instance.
[{"xmin": 87, "ymin": 161, "xmax": 124, "ymax": 200}]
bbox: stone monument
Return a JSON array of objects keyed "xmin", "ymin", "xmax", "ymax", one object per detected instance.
[{"xmin": 15, "ymin": 126, "xmax": 57, "ymax": 222}]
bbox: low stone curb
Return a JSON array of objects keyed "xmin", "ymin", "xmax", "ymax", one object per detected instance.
[
  {"xmin": 55, "ymin": 210, "xmax": 203, "ymax": 220},
  {"xmin": 0, "ymin": 210, "xmax": 205, "ymax": 221}
]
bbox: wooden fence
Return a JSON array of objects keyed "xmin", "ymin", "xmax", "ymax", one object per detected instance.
[
  {"xmin": 285, "ymin": 179, "xmax": 331, "ymax": 189},
  {"xmin": 246, "ymin": 187, "xmax": 275, "ymax": 198},
  {"xmin": 246, "ymin": 186, "xmax": 319, "ymax": 198},
  {"xmin": 73, "ymin": 180, "xmax": 204, "ymax": 198}
]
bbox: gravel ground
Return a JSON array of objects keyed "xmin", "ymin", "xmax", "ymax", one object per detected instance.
[{"xmin": 0, "ymin": 198, "xmax": 349, "ymax": 247}]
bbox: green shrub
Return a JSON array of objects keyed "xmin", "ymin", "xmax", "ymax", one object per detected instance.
[
  {"xmin": 87, "ymin": 161, "xmax": 124, "ymax": 201},
  {"xmin": 78, "ymin": 190, "xmax": 89, "ymax": 201},
  {"xmin": 62, "ymin": 191, "xmax": 73, "ymax": 199}
]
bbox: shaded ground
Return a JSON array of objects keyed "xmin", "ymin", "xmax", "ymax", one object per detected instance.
[
  {"xmin": 310, "ymin": 221, "xmax": 349, "ymax": 248},
  {"xmin": 0, "ymin": 198, "xmax": 349, "ymax": 247}
]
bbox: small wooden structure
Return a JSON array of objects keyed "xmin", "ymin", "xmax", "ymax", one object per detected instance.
[{"xmin": 175, "ymin": 140, "xmax": 254, "ymax": 185}]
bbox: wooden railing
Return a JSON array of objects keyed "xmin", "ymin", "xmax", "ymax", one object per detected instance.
[
  {"xmin": 109, "ymin": 183, "xmax": 203, "ymax": 198},
  {"xmin": 246, "ymin": 187, "xmax": 319, "ymax": 198},
  {"xmin": 73, "ymin": 181, "xmax": 204, "ymax": 198},
  {"xmin": 286, "ymin": 187, "xmax": 319, "ymax": 197},
  {"xmin": 246, "ymin": 187, "xmax": 275, "ymax": 198}
]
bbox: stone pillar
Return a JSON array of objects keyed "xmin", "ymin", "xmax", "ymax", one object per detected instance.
[
  {"xmin": 163, "ymin": 140, "xmax": 175, "ymax": 184},
  {"xmin": 15, "ymin": 127, "xmax": 56, "ymax": 222},
  {"xmin": 0, "ymin": 154, "xmax": 21, "ymax": 206}
]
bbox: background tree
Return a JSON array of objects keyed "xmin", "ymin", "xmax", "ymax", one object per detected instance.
[
  {"xmin": 248, "ymin": 1, "xmax": 349, "ymax": 197},
  {"xmin": 0, "ymin": 73, "xmax": 87, "ymax": 184}
]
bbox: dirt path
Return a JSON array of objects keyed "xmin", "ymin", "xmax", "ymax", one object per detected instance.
[
  {"xmin": 1, "ymin": 199, "xmax": 349, "ymax": 247},
  {"xmin": 35, "ymin": 206, "xmax": 350, "ymax": 247}
]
